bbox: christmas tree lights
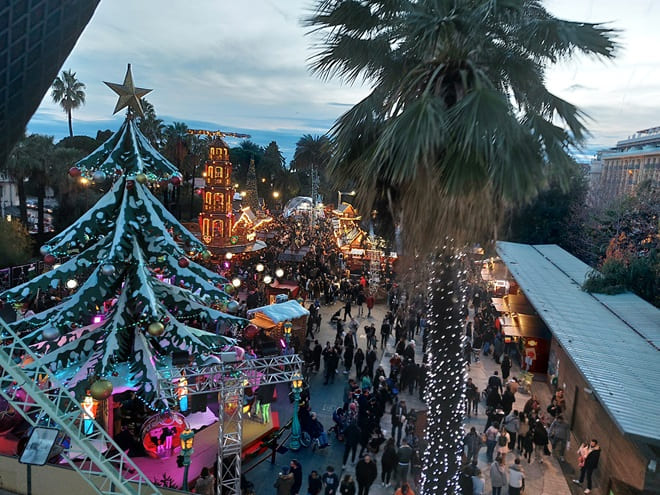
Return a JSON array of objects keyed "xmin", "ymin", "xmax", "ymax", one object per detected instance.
[{"xmin": 420, "ymin": 245, "xmax": 469, "ymax": 495}]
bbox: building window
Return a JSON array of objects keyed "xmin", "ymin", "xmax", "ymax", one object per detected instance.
[{"xmin": 203, "ymin": 218, "xmax": 210, "ymax": 236}]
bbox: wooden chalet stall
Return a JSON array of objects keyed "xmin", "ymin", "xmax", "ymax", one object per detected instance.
[
  {"xmin": 496, "ymin": 242, "xmax": 660, "ymax": 495},
  {"xmin": 265, "ymin": 280, "xmax": 300, "ymax": 305},
  {"xmin": 246, "ymin": 300, "xmax": 309, "ymax": 351}
]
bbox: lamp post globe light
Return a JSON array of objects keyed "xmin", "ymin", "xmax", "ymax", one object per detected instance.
[
  {"xmin": 283, "ymin": 321, "xmax": 293, "ymax": 346},
  {"xmin": 289, "ymin": 372, "xmax": 304, "ymax": 451},
  {"xmin": 263, "ymin": 275, "xmax": 273, "ymax": 284},
  {"xmin": 179, "ymin": 428, "xmax": 195, "ymax": 491},
  {"xmin": 256, "ymin": 263, "xmax": 264, "ymax": 273},
  {"xmin": 275, "ymin": 268, "xmax": 284, "ymax": 279}
]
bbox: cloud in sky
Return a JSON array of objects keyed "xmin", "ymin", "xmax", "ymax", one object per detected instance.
[{"xmin": 28, "ymin": 0, "xmax": 660, "ymax": 163}]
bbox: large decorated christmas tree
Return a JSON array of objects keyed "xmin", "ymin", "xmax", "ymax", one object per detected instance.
[{"xmin": 0, "ymin": 66, "xmax": 244, "ymax": 405}]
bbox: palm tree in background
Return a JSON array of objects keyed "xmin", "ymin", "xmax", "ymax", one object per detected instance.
[
  {"xmin": 51, "ymin": 69, "xmax": 86, "ymax": 137},
  {"xmin": 306, "ymin": 0, "xmax": 616, "ymax": 492},
  {"xmin": 292, "ymin": 134, "xmax": 332, "ymax": 202},
  {"xmin": 137, "ymin": 99, "xmax": 165, "ymax": 148}
]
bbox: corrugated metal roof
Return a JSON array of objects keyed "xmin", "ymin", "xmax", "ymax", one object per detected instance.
[{"xmin": 496, "ymin": 242, "xmax": 660, "ymax": 445}]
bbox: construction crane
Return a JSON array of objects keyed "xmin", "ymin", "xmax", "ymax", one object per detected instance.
[
  {"xmin": 187, "ymin": 129, "xmax": 251, "ymax": 140},
  {"xmin": 157, "ymin": 354, "xmax": 303, "ymax": 495}
]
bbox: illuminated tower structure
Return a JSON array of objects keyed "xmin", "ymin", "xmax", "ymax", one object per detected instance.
[{"xmin": 198, "ymin": 137, "xmax": 236, "ymax": 246}]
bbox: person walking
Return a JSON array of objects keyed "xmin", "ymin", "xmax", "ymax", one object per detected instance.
[
  {"xmin": 380, "ymin": 438, "xmax": 397, "ymax": 488},
  {"xmin": 365, "ymin": 347, "xmax": 377, "ymax": 380},
  {"xmin": 463, "ymin": 427, "xmax": 483, "ymax": 464},
  {"xmin": 573, "ymin": 439, "xmax": 601, "ymax": 494},
  {"xmin": 355, "ymin": 454, "xmax": 378, "ymax": 495},
  {"xmin": 396, "ymin": 438, "xmax": 413, "ymax": 484},
  {"xmin": 503, "ymin": 410, "xmax": 520, "ymax": 452},
  {"xmin": 500, "ymin": 353, "xmax": 512, "ymax": 380},
  {"xmin": 193, "ymin": 467, "xmax": 215, "ymax": 495},
  {"xmin": 366, "ymin": 294, "xmax": 374, "ymax": 318},
  {"xmin": 485, "ymin": 422, "xmax": 500, "ymax": 463},
  {"xmin": 274, "ymin": 467, "xmax": 294, "ymax": 495},
  {"xmin": 516, "ymin": 414, "xmax": 529, "ymax": 453},
  {"xmin": 465, "ymin": 377, "xmax": 479, "ymax": 417},
  {"xmin": 354, "ymin": 348, "xmax": 364, "ymax": 377},
  {"xmin": 532, "ymin": 420, "xmax": 549, "ymax": 464},
  {"xmin": 508, "ymin": 458, "xmax": 525, "ymax": 495},
  {"xmin": 308, "ymin": 470, "xmax": 323, "ymax": 495},
  {"xmin": 339, "ymin": 474, "xmax": 356, "ymax": 495},
  {"xmin": 342, "ymin": 421, "xmax": 361, "ymax": 468},
  {"xmin": 344, "ymin": 299, "xmax": 353, "ymax": 321},
  {"xmin": 489, "ymin": 455, "xmax": 507, "ymax": 495},
  {"xmin": 290, "ymin": 459, "xmax": 303, "ymax": 495},
  {"xmin": 322, "ymin": 466, "xmax": 340, "ymax": 495},
  {"xmin": 391, "ymin": 400, "xmax": 407, "ymax": 447},
  {"xmin": 393, "ymin": 483, "xmax": 415, "ymax": 495},
  {"xmin": 548, "ymin": 415, "xmax": 570, "ymax": 461},
  {"xmin": 380, "ymin": 320, "xmax": 391, "ymax": 350}
]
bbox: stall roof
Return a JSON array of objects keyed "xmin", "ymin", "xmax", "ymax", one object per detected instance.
[
  {"xmin": 496, "ymin": 241, "xmax": 660, "ymax": 446},
  {"xmin": 246, "ymin": 300, "xmax": 310, "ymax": 324}
]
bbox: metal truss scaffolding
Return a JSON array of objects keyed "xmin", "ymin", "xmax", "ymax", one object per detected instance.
[
  {"xmin": 157, "ymin": 353, "xmax": 303, "ymax": 495},
  {"xmin": 0, "ymin": 317, "xmax": 161, "ymax": 495}
]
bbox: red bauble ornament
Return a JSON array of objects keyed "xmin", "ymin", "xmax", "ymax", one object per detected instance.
[
  {"xmin": 178, "ymin": 257, "xmax": 190, "ymax": 268},
  {"xmin": 244, "ymin": 324, "xmax": 259, "ymax": 340},
  {"xmin": 68, "ymin": 167, "xmax": 81, "ymax": 178},
  {"xmin": 170, "ymin": 176, "xmax": 182, "ymax": 186},
  {"xmin": 44, "ymin": 254, "xmax": 56, "ymax": 265},
  {"xmin": 126, "ymin": 180, "xmax": 135, "ymax": 190}
]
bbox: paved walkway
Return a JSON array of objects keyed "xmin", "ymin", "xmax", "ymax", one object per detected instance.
[{"xmin": 245, "ymin": 298, "xmax": 578, "ymax": 495}]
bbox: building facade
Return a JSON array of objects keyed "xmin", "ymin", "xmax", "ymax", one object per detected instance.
[{"xmin": 597, "ymin": 127, "xmax": 660, "ymax": 203}]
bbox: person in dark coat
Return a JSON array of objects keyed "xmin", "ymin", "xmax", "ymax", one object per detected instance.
[
  {"xmin": 365, "ymin": 348, "xmax": 377, "ymax": 379},
  {"xmin": 344, "ymin": 345, "xmax": 354, "ymax": 374},
  {"xmin": 343, "ymin": 421, "xmax": 361, "ymax": 467},
  {"xmin": 532, "ymin": 421, "xmax": 549, "ymax": 464},
  {"xmin": 380, "ymin": 438, "xmax": 397, "ymax": 488},
  {"xmin": 354, "ymin": 348, "xmax": 365, "ymax": 377},
  {"xmin": 355, "ymin": 454, "xmax": 378, "ymax": 495},
  {"xmin": 500, "ymin": 354, "xmax": 512, "ymax": 380},
  {"xmin": 501, "ymin": 385, "xmax": 516, "ymax": 415},
  {"xmin": 289, "ymin": 459, "xmax": 303, "ymax": 495},
  {"xmin": 308, "ymin": 470, "xmax": 323, "ymax": 495},
  {"xmin": 313, "ymin": 341, "xmax": 323, "ymax": 372},
  {"xmin": 574, "ymin": 439, "xmax": 601, "ymax": 493}
]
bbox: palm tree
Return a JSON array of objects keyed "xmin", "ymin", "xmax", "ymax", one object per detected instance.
[
  {"xmin": 137, "ymin": 99, "xmax": 165, "ymax": 148},
  {"xmin": 306, "ymin": 1, "xmax": 616, "ymax": 492},
  {"xmin": 51, "ymin": 69, "xmax": 86, "ymax": 137},
  {"xmin": 292, "ymin": 134, "xmax": 332, "ymax": 203}
]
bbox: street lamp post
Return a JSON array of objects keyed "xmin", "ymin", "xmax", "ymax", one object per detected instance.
[
  {"xmin": 289, "ymin": 372, "xmax": 303, "ymax": 451},
  {"xmin": 179, "ymin": 428, "xmax": 195, "ymax": 491},
  {"xmin": 283, "ymin": 321, "xmax": 292, "ymax": 347}
]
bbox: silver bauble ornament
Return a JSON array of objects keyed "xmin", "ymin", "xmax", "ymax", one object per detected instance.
[
  {"xmin": 92, "ymin": 170, "xmax": 107, "ymax": 183},
  {"xmin": 39, "ymin": 245, "xmax": 50, "ymax": 256},
  {"xmin": 42, "ymin": 327, "xmax": 60, "ymax": 341},
  {"xmin": 226, "ymin": 300, "xmax": 240, "ymax": 314},
  {"xmin": 101, "ymin": 264, "xmax": 116, "ymax": 276}
]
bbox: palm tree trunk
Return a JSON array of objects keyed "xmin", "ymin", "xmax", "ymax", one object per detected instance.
[
  {"xmin": 17, "ymin": 179, "xmax": 28, "ymax": 226},
  {"xmin": 420, "ymin": 246, "xmax": 467, "ymax": 494},
  {"xmin": 68, "ymin": 109, "xmax": 73, "ymax": 137}
]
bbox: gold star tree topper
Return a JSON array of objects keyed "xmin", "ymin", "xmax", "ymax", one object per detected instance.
[{"xmin": 104, "ymin": 64, "xmax": 152, "ymax": 118}]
